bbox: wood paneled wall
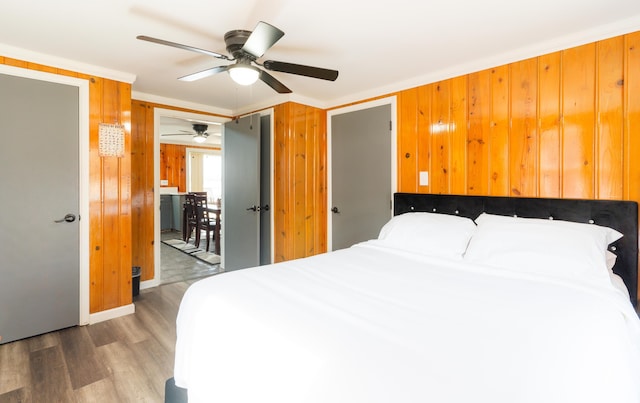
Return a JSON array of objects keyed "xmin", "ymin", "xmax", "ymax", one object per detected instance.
[
  {"xmin": 160, "ymin": 144, "xmax": 187, "ymax": 191},
  {"xmin": 131, "ymin": 101, "xmax": 155, "ymax": 283},
  {"xmin": 273, "ymin": 102, "xmax": 328, "ymax": 262},
  {"xmin": 393, "ymin": 31, "xmax": 640, "ymax": 299},
  {"xmin": 396, "ymin": 32, "xmax": 640, "ymax": 205},
  {"xmin": 1, "ymin": 56, "xmax": 133, "ymax": 314}
]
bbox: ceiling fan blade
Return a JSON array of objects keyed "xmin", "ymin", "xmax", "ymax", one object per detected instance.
[
  {"xmin": 263, "ymin": 60, "xmax": 338, "ymax": 81},
  {"xmin": 241, "ymin": 21, "xmax": 284, "ymax": 58},
  {"xmin": 179, "ymin": 65, "xmax": 230, "ymax": 82},
  {"xmin": 137, "ymin": 35, "xmax": 230, "ymax": 60},
  {"xmin": 161, "ymin": 133, "xmax": 195, "ymax": 136},
  {"xmin": 259, "ymin": 70, "xmax": 292, "ymax": 94}
]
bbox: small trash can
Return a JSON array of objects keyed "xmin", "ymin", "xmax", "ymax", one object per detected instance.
[{"xmin": 132, "ymin": 266, "xmax": 141, "ymax": 298}]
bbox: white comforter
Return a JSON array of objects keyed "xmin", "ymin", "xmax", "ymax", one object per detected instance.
[{"xmin": 174, "ymin": 241, "xmax": 640, "ymax": 403}]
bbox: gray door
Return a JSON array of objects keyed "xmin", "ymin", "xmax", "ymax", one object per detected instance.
[
  {"xmin": 223, "ymin": 114, "xmax": 261, "ymax": 271},
  {"xmin": 331, "ymin": 104, "xmax": 392, "ymax": 250},
  {"xmin": 0, "ymin": 73, "xmax": 79, "ymax": 344}
]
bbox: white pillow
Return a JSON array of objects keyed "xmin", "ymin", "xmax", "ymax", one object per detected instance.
[
  {"xmin": 464, "ymin": 213, "xmax": 623, "ymax": 282},
  {"xmin": 377, "ymin": 212, "xmax": 477, "ymax": 259}
]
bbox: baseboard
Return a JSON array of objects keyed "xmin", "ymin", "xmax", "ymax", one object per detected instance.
[
  {"xmin": 141, "ymin": 278, "xmax": 161, "ymax": 289},
  {"xmin": 89, "ymin": 303, "xmax": 135, "ymax": 324}
]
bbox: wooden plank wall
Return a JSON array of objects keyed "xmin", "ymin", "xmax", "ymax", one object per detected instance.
[
  {"xmin": 394, "ymin": 31, "xmax": 640, "ymax": 298},
  {"xmin": 131, "ymin": 101, "xmax": 155, "ymax": 283},
  {"xmin": 1, "ymin": 56, "xmax": 133, "ymax": 314},
  {"xmin": 396, "ymin": 32, "xmax": 640, "ymax": 205},
  {"xmin": 160, "ymin": 144, "xmax": 187, "ymax": 192},
  {"xmin": 273, "ymin": 102, "xmax": 327, "ymax": 262}
]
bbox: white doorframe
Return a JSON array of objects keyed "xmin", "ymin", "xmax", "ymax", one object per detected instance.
[
  {"xmin": 326, "ymin": 96, "xmax": 397, "ymax": 251},
  {"xmin": 151, "ymin": 108, "xmax": 230, "ymax": 286},
  {"xmin": 0, "ymin": 64, "xmax": 90, "ymax": 325},
  {"xmin": 267, "ymin": 109, "xmax": 275, "ymax": 263},
  {"xmin": 259, "ymin": 108, "xmax": 275, "ymax": 264}
]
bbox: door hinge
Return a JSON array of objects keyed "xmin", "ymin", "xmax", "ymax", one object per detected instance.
[{"xmin": 389, "ymin": 121, "xmax": 392, "ymax": 131}]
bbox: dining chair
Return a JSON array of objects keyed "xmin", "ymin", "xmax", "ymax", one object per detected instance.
[
  {"xmin": 193, "ymin": 194, "xmax": 217, "ymax": 252},
  {"xmin": 183, "ymin": 193, "xmax": 198, "ymax": 242},
  {"xmin": 184, "ymin": 192, "xmax": 208, "ymax": 242}
]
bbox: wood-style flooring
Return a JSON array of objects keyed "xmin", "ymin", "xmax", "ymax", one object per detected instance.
[{"xmin": 0, "ymin": 280, "xmax": 198, "ymax": 403}]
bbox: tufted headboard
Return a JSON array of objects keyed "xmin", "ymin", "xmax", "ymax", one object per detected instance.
[{"xmin": 394, "ymin": 193, "xmax": 639, "ymax": 307}]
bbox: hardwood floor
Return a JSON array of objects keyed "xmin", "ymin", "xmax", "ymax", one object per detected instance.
[{"xmin": 0, "ymin": 280, "xmax": 198, "ymax": 403}]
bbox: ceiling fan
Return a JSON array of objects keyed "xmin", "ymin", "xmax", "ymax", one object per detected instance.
[
  {"xmin": 137, "ymin": 21, "xmax": 338, "ymax": 94},
  {"xmin": 162, "ymin": 123, "xmax": 211, "ymax": 143}
]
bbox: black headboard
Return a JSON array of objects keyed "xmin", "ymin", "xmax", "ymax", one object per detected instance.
[{"xmin": 394, "ymin": 193, "xmax": 639, "ymax": 307}]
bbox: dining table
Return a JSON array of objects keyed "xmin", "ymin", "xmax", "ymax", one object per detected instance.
[{"xmin": 206, "ymin": 206, "xmax": 221, "ymax": 255}]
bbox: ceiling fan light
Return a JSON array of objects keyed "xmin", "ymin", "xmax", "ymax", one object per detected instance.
[
  {"xmin": 229, "ymin": 65, "xmax": 259, "ymax": 86},
  {"xmin": 193, "ymin": 135, "xmax": 207, "ymax": 143}
]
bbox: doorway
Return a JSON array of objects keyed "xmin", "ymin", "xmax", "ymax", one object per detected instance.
[
  {"xmin": 155, "ymin": 109, "xmax": 229, "ymax": 285},
  {"xmin": 328, "ymin": 97, "xmax": 397, "ymax": 251},
  {"xmin": 0, "ymin": 66, "xmax": 90, "ymax": 343},
  {"xmin": 153, "ymin": 108, "xmax": 273, "ymax": 283}
]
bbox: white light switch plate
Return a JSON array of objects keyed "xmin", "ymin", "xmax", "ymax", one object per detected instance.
[{"xmin": 419, "ymin": 171, "xmax": 429, "ymax": 186}]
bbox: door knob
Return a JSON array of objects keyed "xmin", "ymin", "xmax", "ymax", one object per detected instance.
[
  {"xmin": 54, "ymin": 213, "xmax": 76, "ymax": 223},
  {"xmin": 331, "ymin": 207, "xmax": 340, "ymax": 214},
  {"xmin": 246, "ymin": 205, "xmax": 259, "ymax": 212}
]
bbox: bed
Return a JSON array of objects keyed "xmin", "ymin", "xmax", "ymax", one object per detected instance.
[{"xmin": 166, "ymin": 193, "xmax": 640, "ymax": 403}]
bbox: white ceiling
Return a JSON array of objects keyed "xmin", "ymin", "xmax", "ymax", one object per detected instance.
[{"xmin": 2, "ymin": 0, "xmax": 640, "ymax": 119}]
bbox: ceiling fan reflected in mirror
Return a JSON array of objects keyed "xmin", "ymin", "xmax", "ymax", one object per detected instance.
[
  {"xmin": 137, "ymin": 21, "xmax": 339, "ymax": 93},
  {"xmin": 162, "ymin": 123, "xmax": 211, "ymax": 143}
]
